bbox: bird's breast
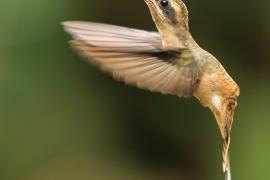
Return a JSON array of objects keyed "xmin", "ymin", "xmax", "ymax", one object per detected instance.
[{"xmin": 193, "ymin": 62, "xmax": 239, "ymax": 108}]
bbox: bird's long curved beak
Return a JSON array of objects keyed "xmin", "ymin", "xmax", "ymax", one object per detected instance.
[
  {"xmin": 211, "ymin": 101, "xmax": 235, "ymax": 179},
  {"xmin": 211, "ymin": 101, "xmax": 234, "ymax": 140},
  {"xmin": 213, "ymin": 112, "xmax": 228, "ymax": 140}
]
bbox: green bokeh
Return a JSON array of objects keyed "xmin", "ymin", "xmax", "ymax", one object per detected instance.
[{"xmin": 0, "ymin": 0, "xmax": 269, "ymax": 179}]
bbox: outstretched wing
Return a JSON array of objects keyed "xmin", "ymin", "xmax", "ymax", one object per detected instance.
[
  {"xmin": 63, "ymin": 21, "xmax": 162, "ymax": 52},
  {"xmin": 63, "ymin": 21, "xmax": 199, "ymax": 97}
]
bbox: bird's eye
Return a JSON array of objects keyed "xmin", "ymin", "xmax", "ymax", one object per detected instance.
[{"xmin": 159, "ymin": 0, "xmax": 169, "ymax": 7}]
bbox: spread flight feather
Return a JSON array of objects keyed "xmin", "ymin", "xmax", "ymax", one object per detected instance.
[{"xmin": 63, "ymin": 21, "xmax": 200, "ymax": 97}]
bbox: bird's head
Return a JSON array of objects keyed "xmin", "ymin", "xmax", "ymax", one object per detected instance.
[
  {"xmin": 210, "ymin": 87, "xmax": 240, "ymax": 140},
  {"xmin": 144, "ymin": 0, "xmax": 191, "ymax": 48}
]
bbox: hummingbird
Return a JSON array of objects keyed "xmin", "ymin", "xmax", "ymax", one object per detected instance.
[{"xmin": 62, "ymin": 0, "xmax": 239, "ymax": 179}]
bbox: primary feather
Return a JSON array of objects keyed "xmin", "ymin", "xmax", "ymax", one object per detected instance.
[{"xmin": 63, "ymin": 21, "xmax": 199, "ymax": 97}]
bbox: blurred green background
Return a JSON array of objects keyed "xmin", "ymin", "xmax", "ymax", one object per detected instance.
[{"xmin": 0, "ymin": 0, "xmax": 270, "ymax": 179}]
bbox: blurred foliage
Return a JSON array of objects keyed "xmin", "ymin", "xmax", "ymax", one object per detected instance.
[{"xmin": 0, "ymin": 0, "xmax": 269, "ymax": 180}]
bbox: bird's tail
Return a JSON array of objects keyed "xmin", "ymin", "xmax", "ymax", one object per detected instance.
[{"xmin": 223, "ymin": 136, "xmax": 231, "ymax": 180}]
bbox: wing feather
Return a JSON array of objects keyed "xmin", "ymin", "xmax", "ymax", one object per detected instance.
[
  {"xmin": 63, "ymin": 21, "xmax": 200, "ymax": 97},
  {"xmin": 63, "ymin": 21, "xmax": 162, "ymax": 52}
]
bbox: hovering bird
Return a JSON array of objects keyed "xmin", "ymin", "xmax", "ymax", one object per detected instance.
[{"xmin": 62, "ymin": 0, "xmax": 240, "ymax": 179}]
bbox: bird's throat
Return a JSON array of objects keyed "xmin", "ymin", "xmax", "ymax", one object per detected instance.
[{"xmin": 158, "ymin": 24, "xmax": 192, "ymax": 49}]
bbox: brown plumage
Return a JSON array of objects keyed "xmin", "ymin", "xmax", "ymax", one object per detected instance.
[{"xmin": 62, "ymin": 0, "xmax": 240, "ymax": 179}]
